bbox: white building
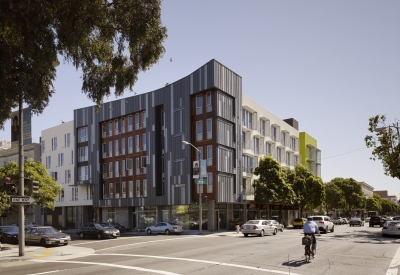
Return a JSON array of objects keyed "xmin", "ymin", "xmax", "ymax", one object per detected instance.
[{"xmin": 41, "ymin": 121, "xmax": 93, "ymax": 229}]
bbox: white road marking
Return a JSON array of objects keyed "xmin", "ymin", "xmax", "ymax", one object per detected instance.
[
  {"xmin": 386, "ymin": 245, "xmax": 400, "ymax": 274},
  {"xmin": 26, "ymin": 271, "xmax": 67, "ymax": 275},
  {"xmin": 95, "ymin": 253, "xmax": 302, "ymax": 275},
  {"xmin": 386, "ymin": 269, "xmax": 398, "ymax": 275},
  {"xmin": 30, "ymin": 260, "xmax": 181, "ymax": 275}
]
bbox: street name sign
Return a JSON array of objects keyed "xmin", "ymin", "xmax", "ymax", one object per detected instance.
[
  {"xmin": 195, "ymin": 179, "xmax": 207, "ymax": 184},
  {"xmin": 10, "ymin": 196, "xmax": 35, "ymax": 205}
]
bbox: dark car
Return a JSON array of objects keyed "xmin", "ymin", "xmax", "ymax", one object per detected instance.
[
  {"xmin": 369, "ymin": 216, "xmax": 384, "ymax": 227},
  {"xmin": 101, "ymin": 222, "xmax": 126, "ymax": 233},
  {"xmin": 0, "ymin": 225, "xmax": 19, "ymax": 244},
  {"xmin": 11, "ymin": 221, "xmax": 37, "ymax": 231},
  {"xmin": 77, "ymin": 222, "xmax": 120, "ymax": 239}
]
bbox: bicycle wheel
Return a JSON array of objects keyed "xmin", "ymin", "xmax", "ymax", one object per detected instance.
[{"xmin": 305, "ymin": 245, "xmax": 311, "ymax": 262}]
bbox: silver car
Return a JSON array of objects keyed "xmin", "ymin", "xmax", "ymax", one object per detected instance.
[
  {"xmin": 266, "ymin": 220, "xmax": 284, "ymax": 232},
  {"xmin": 382, "ymin": 221, "xmax": 400, "ymax": 237},
  {"xmin": 25, "ymin": 226, "xmax": 71, "ymax": 247},
  {"xmin": 146, "ymin": 222, "xmax": 184, "ymax": 235},
  {"xmin": 241, "ymin": 220, "xmax": 277, "ymax": 237}
]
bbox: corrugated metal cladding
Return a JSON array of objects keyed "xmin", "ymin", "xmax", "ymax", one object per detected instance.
[{"xmin": 73, "ymin": 59, "xmax": 243, "ymax": 208}]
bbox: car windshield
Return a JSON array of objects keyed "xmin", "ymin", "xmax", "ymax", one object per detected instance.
[
  {"xmin": 1, "ymin": 226, "xmax": 19, "ymax": 232},
  {"xmin": 169, "ymin": 223, "xmax": 179, "ymax": 225},
  {"xmin": 95, "ymin": 223, "xmax": 105, "ymax": 229},
  {"xmin": 245, "ymin": 220, "xmax": 260, "ymax": 224},
  {"xmin": 388, "ymin": 222, "xmax": 400, "ymax": 226},
  {"xmin": 294, "ymin": 219, "xmax": 303, "ymax": 222},
  {"xmin": 38, "ymin": 228, "xmax": 58, "ymax": 234},
  {"xmin": 313, "ymin": 217, "xmax": 323, "ymax": 221},
  {"xmin": 100, "ymin": 223, "xmax": 111, "ymax": 227}
]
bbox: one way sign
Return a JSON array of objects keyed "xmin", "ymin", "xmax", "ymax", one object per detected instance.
[{"xmin": 10, "ymin": 196, "xmax": 36, "ymax": 205}]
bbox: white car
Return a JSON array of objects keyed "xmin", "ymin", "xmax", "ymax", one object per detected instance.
[
  {"xmin": 312, "ymin": 216, "xmax": 334, "ymax": 233},
  {"xmin": 146, "ymin": 222, "xmax": 184, "ymax": 235},
  {"xmin": 382, "ymin": 221, "xmax": 400, "ymax": 237},
  {"xmin": 241, "ymin": 220, "xmax": 277, "ymax": 237}
]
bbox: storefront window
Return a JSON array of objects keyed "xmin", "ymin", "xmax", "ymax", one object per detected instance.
[
  {"xmin": 137, "ymin": 209, "xmax": 156, "ymax": 231},
  {"xmin": 107, "ymin": 207, "xmax": 115, "ymax": 222}
]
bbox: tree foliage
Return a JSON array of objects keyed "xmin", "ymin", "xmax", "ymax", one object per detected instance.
[
  {"xmin": 253, "ymin": 156, "xmax": 295, "ymax": 205},
  {"xmin": 380, "ymin": 199, "xmax": 397, "ymax": 216},
  {"xmin": 285, "ymin": 164, "xmax": 325, "ymax": 216},
  {"xmin": 0, "ymin": 159, "xmax": 60, "ymax": 212},
  {"xmin": 325, "ymin": 181, "xmax": 346, "ymax": 213},
  {"xmin": 365, "ymin": 193, "xmax": 382, "ymax": 213},
  {"xmin": 0, "ymin": 0, "xmax": 168, "ymax": 128},
  {"xmin": 365, "ymin": 115, "xmax": 400, "ymax": 180},
  {"xmin": 328, "ymin": 178, "xmax": 365, "ymax": 214}
]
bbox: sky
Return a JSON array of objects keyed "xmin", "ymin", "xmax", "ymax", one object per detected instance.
[{"xmin": 1, "ymin": 1, "xmax": 399, "ymax": 197}]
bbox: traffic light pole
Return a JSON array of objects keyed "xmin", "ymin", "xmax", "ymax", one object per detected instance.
[{"xmin": 18, "ymin": 94, "xmax": 25, "ymax": 256}]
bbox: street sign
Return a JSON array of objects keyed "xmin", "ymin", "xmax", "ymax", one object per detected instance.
[
  {"xmin": 10, "ymin": 196, "xmax": 35, "ymax": 205},
  {"xmin": 196, "ymin": 179, "xmax": 207, "ymax": 184}
]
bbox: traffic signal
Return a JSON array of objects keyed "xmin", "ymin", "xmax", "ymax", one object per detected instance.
[
  {"xmin": 28, "ymin": 179, "xmax": 40, "ymax": 196},
  {"xmin": 5, "ymin": 177, "xmax": 17, "ymax": 195}
]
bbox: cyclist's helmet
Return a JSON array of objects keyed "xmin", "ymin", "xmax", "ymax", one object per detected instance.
[{"xmin": 307, "ymin": 216, "xmax": 313, "ymax": 221}]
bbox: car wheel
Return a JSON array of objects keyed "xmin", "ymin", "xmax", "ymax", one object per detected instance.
[
  {"xmin": 63, "ymin": 242, "xmax": 68, "ymax": 246},
  {"xmin": 40, "ymin": 239, "xmax": 48, "ymax": 248},
  {"xmin": 273, "ymin": 229, "xmax": 277, "ymax": 235},
  {"xmin": 0, "ymin": 236, "xmax": 4, "ymax": 243},
  {"xmin": 165, "ymin": 229, "xmax": 170, "ymax": 235},
  {"xmin": 382, "ymin": 233, "xmax": 386, "ymax": 237},
  {"xmin": 147, "ymin": 229, "xmax": 152, "ymax": 235},
  {"xmin": 280, "ymin": 227, "xmax": 284, "ymax": 232},
  {"xmin": 25, "ymin": 240, "xmax": 29, "ymax": 246},
  {"xmin": 324, "ymin": 227, "xmax": 328, "ymax": 234},
  {"xmin": 259, "ymin": 230, "xmax": 264, "ymax": 237},
  {"xmin": 79, "ymin": 232, "xmax": 85, "ymax": 239},
  {"xmin": 244, "ymin": 233, "xmax": 248, "ymax": 237},
  {"xmin": 331, "ymin": 226, "xmax": 334, "ymax": 233},
  {"xmin": 97, "ymin": 233, "xmax": 102, "ymax": 240}
]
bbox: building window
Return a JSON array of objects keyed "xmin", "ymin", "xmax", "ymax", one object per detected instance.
[
  {"xmin": 290, "ymin": 137, "xmax": 296, "ymax": 151},
  {"xmin": 242, "ymin": 132, "xmax": 246, "ymax": 149},
  {"xmin": 78, "ymin": 127, "xmax": 88, "ymax": 142},
  {"xmin": 281, "ymin": 132, "xmax": 286, "ymax": 146},
  {"xmin": 196, "ymin": 121, "xmax": 203, "ymax": 141},
  {"xmin": 87, "ymin": 185, "xmax": 92, "ymax": 200},
  {"xmin": 135, "ymin": 113, "xmax": 140, "ymax": 130},
  {"xmin": 78, "ymin": 146, "xmax": 88, "ymax": 162},
  {"xmin": 142, "ymin": 133, "xmax": 146, "ymax": 151},
  {"xmin": 277, "ymin": 147, "xmax": 282, "ymax": 162},
  {"xmin": 78, "ymin": 166, "xmax": 88, "ymax": 181},
  {"xmin": 109, "ymin": 182, "xmax": 114, "ymax": 199},
  {"xmin": 242, "ymin": 155, "xmax": 253, "ymax": 174},
  {"xmin": 103, "ymin": 163, "xmax": 107, "ymax": 179},
  {"xmin": 141, "ymin": 156, "xmax": 147, "ymax": 174},
  {"xmin": 127, "ymin": 158, "xmax": 133, "ymax": 176},
  {"xmin": 109, "ymin": 162, "xmax": 113, "ymax": 178},
  {"xmin": 122, "ymin": 159, "xmax": 126, "ymax": 177},
  {"xmin": 121, "ymin": 138, "xmax": 125, "ymax": 155},
  {"xmin": 142, "ymin": 111, "xmax": 146, "ymax": 128},
  {"xmin": 196, "ymin": 95, "xmax": 203, "ymax": 115},
  {"xmin": 266, "ymin": 142, "xmax": 271, "ymax": 155},
  {"xmin": 128, "ymin": 137, "xmax": 133, "ymax": 153},
  {"xmin": 207, "ymin": 145, "xmax": 212, "ymax": 166},
  {"xmin": 41, "ymin": 141, "xmax": 45, "ymax": 154},
  {"xmin": 51, "ymin": 172, "xmax": 58, "ymax": 181},
  {"xmin": 115, "ymin": 160, "xmax": 120, "ymax": 178},
  {"xmin": 109, "ymin": 141, "xmax": 113, "ymax": 157},
  {"xmin": 102, "ymin": 123, "xmax": 106, "ymax": 138},
  {"xmin": 271, "ymin": 126, "xmax": 277, "ymax": 141},
  {"xmin": 207, "ymin": 119, "xmax": 212, "ymax": 139},
  {"xmin": 44, "ymin": 157, "xmax": 52, "ymax": 170},
  {"xmin": 143, "ymin": 179, "xmax": 147, "ymax": 197},
  {"xmin": 295, "ymin": 155, "xmax": 299, "ymax": 165},
  {"xmin": 129, "ymin": 181, "xmax": 133, "ymax": 198},
  {"xmin": 135, "ymin": 135, "xmax": 140, "ymax": 152},
  {"xmin": 114, "ymin": 119, "xmax": 119, "ymax": 135},
  {"xmin": 253, "ymin": 137, "xmax": 259, "ymax": 155},
  {"xmin": 206, "ymin": 92, "xmax": 212, "ymax": 112},
  {"xmin": 128, "ymin": 115, "xmax": 133, "ymax": 132},
  {"xmin": 242, "ymin": 109, "xmax": 253, "ymax": 129},
  {"xmin": 115, "ymin": 140, "xmax": 119, "ymax": 156},
  {"xmin": 52, "ymin": 137, "xmax": 57, "ymax": 151},
  {"xmin": 115, "ymin": 182, "xmax": 120, "ymax": 198},
  {"xmin": 65, "ymin": 170, "xmax": 71, "ymax": 184},
  {"xmin": 136, "ymin": 158, "xmax": 140, "ymax": 175},
  {"xmin": 198, "ymin": 147, "xmax": 203, "ymax": 160},
  {"xmin": 109, "ymin": 121, "xmax": 113, "ymax": 137},
  {"xmin": 136, "ymin": 180, "xmax": 140, "ymax": 197},
  {"xmin": 103, "ymin": 183, "xmax": 108, "ymax": 199},
  {"xmin": 260, "ymin": 119, "xmax": 266, "ymax": 136},
  {"xmin": 122, "ymin": 182, "xmax": 126, "ymax": 198},
  {"xmin": 121, "ymin": 117, "xmax": 125, "ymax": 133},
  {"xmin": 58, "ymin": 153, "xmax": 64, "ymax": 166},
  {"xmin": 207, "ymin": 172, "xmax": 213, "ymax": 193},
  {"xmin": 71, "ymin": 150, "xmax": 74, "ymax": 164},
  {"xmin": 102, "ymin": 143, "xmax": 107, "ymax": 158},
  {"xmin": 64, "ymin": 133, "xmax": 70, "ymax": 148},
  {"xmin": 286, "ymin": 152, "xmax": 291, "ymax": 166}
]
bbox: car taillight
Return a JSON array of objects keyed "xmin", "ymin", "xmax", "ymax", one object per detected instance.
[
  {"xmin": 383, "ymin": 227, "xmax": 388, "ymax": 229},
  {"xmin": 253, "ymin": 225, "xmax": 258, "ymax": 229},
  {"xmin": 173, "ymin": 227, "xmax": 177, "ymax": 229},
  {"xmin": 320, "ymin": 221, "xmax": 324, "ymax": 224}
]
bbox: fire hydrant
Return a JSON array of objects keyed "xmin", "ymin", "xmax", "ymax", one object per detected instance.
[{"xmin": 236, "ymin": 225, "xmax": 240, "ymax": 233}]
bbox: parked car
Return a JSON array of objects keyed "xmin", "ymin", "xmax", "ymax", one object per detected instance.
[
  {"xmin": 332, "ymin": 217, "xmax": 344, "ymax": 225},
  {"xmin": 241, "ymin": 220, "xmax": 277, "ymax": 237},
  {"xmin": 292, "ymin": 218, "xmax": 307, "ymax": 229},
  {"xmin": 342, "ymin": 218, "xmax": 348, "ymax": 224},
  {"xmin": 392, "ymin": 216, "xmax": 400, "ymax": 221},
  {"xmin": 365, "ymin": 217, "xmax": 371, "ymax": 222},
  {"xmin": 266, "ymin": 220, "xmax": 284, "ymax": 232},
  {"xmin": 100, "ymin": 222, "xmax": 126, "ymax": 233},
  {"xmin": 146, "ymin": 222, "xmax": 184, "ymax": 235},
  {"xmin": 25, "ymin": 226, "xmax": 71, "ymax": 247},
  {"xmin": 382, "ymin": 221, "xmax": 400, "ymax": 237},
  {"xmin": 77, "ymin": 222, "xmax": 120, "ymax": 239},
  {"xmin": 383, "ymin": 217, "xmax": 393, "ymax": 222},
  {"xmin": 0, "ymin": 225, "xmax": 19, "ymax": 244},
  {"xmin": 349, "ymin": 218, "xmax": 364, "ymax": 227},
  {"xmin": 312, "ymin": 216, "xmax": 334, "ymax": 233},
  {"xmin": 11, "ymin": 221, "xmax": 37, "ymax": 230},
  {"xmin": 369, "ymin": 216, "xmax": 385, "ymax": 227}
]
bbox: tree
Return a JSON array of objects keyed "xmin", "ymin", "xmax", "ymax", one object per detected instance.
[
  {"xmin": 365, "ymin": 115, "xmax": 400, "ymax": 180},
  {"xmin": 325, "ymin": 181, "xmax": 346, "ymax": 215},
  {"xmin": 328, "ymin": 178, "xmax": 365, "ymax": 216},
  {"xmin": 253, "ymin": 156, "xmax": 295, "ymax": 208},
  {"xmin": 0, "ymin": 159, "xmax": 61, "ymax": 212},
  {"xmin": 0, "ymin": 0, "xmax": 168, "ymax": 128},
  {"xmin": 285, "ymin": 164, "xmax": 325, "ymax": 217},
  {"xmin": 380, "ymin": 199, "xmax": 396, "ymax": 216},
  {"xmin": 365, "ymin": 193, "xmax": 382, "ymax": 213}
]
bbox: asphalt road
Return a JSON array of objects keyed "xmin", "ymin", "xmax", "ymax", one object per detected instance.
[{"xmin": 1, "ymin": 224, "xmax": 400, "ymax": 275}]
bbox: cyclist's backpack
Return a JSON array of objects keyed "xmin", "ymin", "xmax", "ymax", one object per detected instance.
[{"xmin": 302, "ymin": 236, "xmax": 312, "ymax": 245}]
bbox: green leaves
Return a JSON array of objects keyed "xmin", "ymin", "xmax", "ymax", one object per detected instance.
[{"xmin": 328, "ymin": 177, "xmax": 365, "ymax": 213}]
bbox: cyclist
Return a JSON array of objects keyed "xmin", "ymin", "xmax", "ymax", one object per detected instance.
[{"xmin": 303, "ymin": 216, "xmax": 321, "ymax": 257}]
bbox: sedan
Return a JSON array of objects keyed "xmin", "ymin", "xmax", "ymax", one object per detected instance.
[
  {"xmin": 241, "ymin": 220, "xmax": 277, "ymax": 237},
  {"xmin": 266, "ymin": 220, "xmax": 284, "ymax": 232},
  {"xmin": 382, "ymin": 221, "xmax": 400, "ymax": 237},
  {"xmin": 146, "ymin": 222, "xmax": 184, "ymax": 235},
  {"xmin": 349, "ymin": 218, "xmax": 364, "ymax": 227},
  {"xmin": 292, "ymin": 218, "xmax": 307, "ymax": 229},
  {"xmin": 77, "ymin": 222, "xmax": 120, "ymax": 239},
  {"xmin": 25, "ymin": 226, "xmax": 71, "ymax": 247},
  {"xmin": 365, "ymin": 217, "xmax": 371, "ymax": 223},
  {"xmin": 0, "ymin": 226, "xmax": 19, "ymax": 244},
  {"xmin": 101, "ymin": 222, "xmax": 126, "ymax": 233}
]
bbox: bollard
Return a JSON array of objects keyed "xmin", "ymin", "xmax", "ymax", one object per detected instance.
[{"xmin": 236, "ymin": 225, "xmax": 240, "ymax": 233}]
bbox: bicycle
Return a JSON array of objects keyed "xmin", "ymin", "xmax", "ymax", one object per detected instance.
[
  {"xmin": 304, "ymin": 242, "xmax": 312, "ymax": 262},
  {"xmin": 302, "ymin": 234, "xmax": 318, "ymax": 262}
]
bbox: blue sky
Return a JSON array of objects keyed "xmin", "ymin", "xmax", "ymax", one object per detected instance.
[{"xmin": 1, "ymin": 1, "xmax": 399, "ymax": 197}]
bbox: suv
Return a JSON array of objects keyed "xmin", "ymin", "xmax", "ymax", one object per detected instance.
[
  {"xmin": 369, "ymin": 216, "xmax": 384, "ymax": 227},
  {"xmin": 312, "ymin": 216, "xmax": 334, "ymax": 233}
]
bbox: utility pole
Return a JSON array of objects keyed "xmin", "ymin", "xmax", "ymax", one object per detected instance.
[{"xmin": 18, "ymin": 94, "xmax": 25, "ymax": 256}]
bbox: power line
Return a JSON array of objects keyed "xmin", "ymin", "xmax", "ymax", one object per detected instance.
[{"xmin": 321, "ymin": 147, "xmax": 368, "ymax": 160}]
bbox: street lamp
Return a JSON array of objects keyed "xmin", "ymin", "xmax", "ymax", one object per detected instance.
[{"xmin": 182, "ymin": 140, "xmax": 202, "ymax": 234}]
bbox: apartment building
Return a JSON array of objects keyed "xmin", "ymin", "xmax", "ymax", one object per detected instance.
[
  {"xmin": 41, "ymin": 121, "xmax": 93, "ymax": 229},
  {"xmin": 374, "ymin": 190, "xmax": 398, "ymax": 205},
  {"xmin": 298, "ymin": 132, "xmax": 321, "ymax": 177}
]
